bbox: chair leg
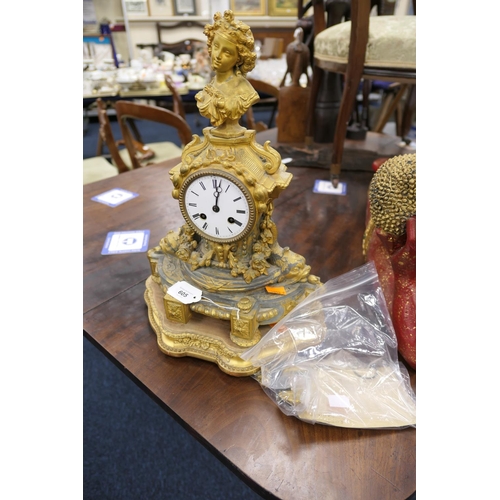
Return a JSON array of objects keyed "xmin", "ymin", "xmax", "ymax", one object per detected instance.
[
  {"xmin": 400, "ymin": 84, "xmax": 416, "ymax": 143},
  {"xmin": 330, "ymin": 72, "xmax": 363, "ymax": 186},
  {"xmin": 361, "ymin": 79, "xmax": 371, "ymax": 130},
  {"xmin": 245, "ymin": 106, "xmax": 256, "ymax": 130},
  {"xmin": 267, "ymin": 101, "xmax": 278, "ymax": 129},
  {"xmin": 305, "ymin": 64, "xmax": 324, "ymax": 146},
  {"xmin": 373, "ymin": 84, "xmax": 407, "ymax": 133},
  {"xmin": 96, "ymin": 133, "xmax": 103, "ymax": 156},
  {"xmin": 347, "ymin": 79, "xmax": 371, "ymax": 139}
]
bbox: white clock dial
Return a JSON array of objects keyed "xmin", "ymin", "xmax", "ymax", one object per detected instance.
[{"xmin": 180, "ymin": 170, "xmax": 256, "ymax": 243}]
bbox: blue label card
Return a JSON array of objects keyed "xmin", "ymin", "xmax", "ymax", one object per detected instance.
[
  {"xmin": 101, "ymin": 230, "xmax": 150, "ymax": 255},
  {"xmin": 313, "ymin": 180, "xmax": 347, "ymax": 196},
  {"xmin": 91, "ymin": 188, "xmax": 139, "ymax": 207}
]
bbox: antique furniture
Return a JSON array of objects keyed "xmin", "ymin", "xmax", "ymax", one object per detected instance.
[
  {"xmin": 95, "ymin": 98, "xmax": 129, "ymax": 173},
  {"xmin": 96, "ymin": 98, "xmax": 185, "ymax": 173},
  {"xmin": 155, "ymin": 20, "xmax": 206, "ymax": 56},
  {"xmin": 164, "ymin": 74, "xmax": 187, "ymax": 120},
  {"xmin": 83, "ymin": 97, "xmax": 125, "ymax": 185},
  {"xmin": 134, "ymin": 20, "xmax": 207, "ymax": 59},
  {"xmin": 306, "ymin": 0, "xmax": 416, "ymax": 185},
  {"xmin": 244, "ymin": 78, "xmax": 280, "ymax": 131},
  {"xmin": 114, "ymin": 100, "xmax": 192, "ymax": 170}
]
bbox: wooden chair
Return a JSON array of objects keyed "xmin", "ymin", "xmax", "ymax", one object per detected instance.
[
  {"xmin": 97, "ymin": 97, "xmax": 191, "ymax": 172},
  {"xmin": 135, "ymin": 21, "xmax": 207, "ymax": 59},
  {"xmin": 96, "ymin": 98, "xmax": 129, "ymax": 174},
  {"xmin": 245, "ymin": 78, "xmax": 280, "ymax": 132},
  {"xmin": 83, "ymin": 98, "xmax": 125, "ymax": 185},
  {"xmin": 114, "ymin": 100, "xmax": 193, "ymax": 171},
  {"xmin": 164, "ymin": 74, "xmax": 186, "ymax": 120},
  {"xmin": 156, "ymin": 21, "xmax": 206, "ymax": 56},
  {"xmin": 306, "ymin": 0, "xmax": 416, "ymax": 185}
]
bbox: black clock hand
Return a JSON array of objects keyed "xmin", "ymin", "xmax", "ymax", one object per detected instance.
[{"xmin": 212, "ymin": 180, "xmax": 222, "ymax": 212}]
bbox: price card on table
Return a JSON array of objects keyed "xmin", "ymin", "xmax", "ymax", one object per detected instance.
[
  {"xmin": 101, "ymin": 230, "xmax": 150, "ymax": 255},
  {"xmin": 313, "ymin": 180, "xmax": 347, "ymax": 196},
  {"xmin": 91, "ymin": 188, "xmax": 139, "ymax": 207}
]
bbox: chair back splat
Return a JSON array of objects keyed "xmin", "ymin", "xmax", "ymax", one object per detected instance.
[
  {"xmin": 164, "ymin": 74, "xmax": 187, "ymax": 120},
  {"xmin": 96, "ymin": 98, "xmax": 129, "ymax": 174},
  {"xmin": 114, "ymin": 101, "xmax": 193, "ymax": 171}
]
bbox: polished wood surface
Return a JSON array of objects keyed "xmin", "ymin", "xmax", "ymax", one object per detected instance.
[
  {"xmin": 258, "ymin": 127, "xmax": 416, "ymax": 172},
  {"xmin": 83, "ymin": 136, "xmax": 416, "ymax": 499}
]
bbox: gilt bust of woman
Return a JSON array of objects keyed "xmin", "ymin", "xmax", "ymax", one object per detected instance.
[{"xmin": 195, "ymin": 10, "xmax": 259, "ymax": 137}]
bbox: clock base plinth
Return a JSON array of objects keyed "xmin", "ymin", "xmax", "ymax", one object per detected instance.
[
  {"xmin": 145, "ymin": 276, "xmax": 263, "ymax": 376},
  {"xmin": 150, "ymin": 246, "xmax": 321, "ymax": 325}
]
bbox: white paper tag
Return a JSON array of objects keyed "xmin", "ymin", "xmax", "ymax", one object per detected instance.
[
  {"xmin": 327, "ymin": 394, "xmax": 351, "ymax": 408},
  {"xmin": 101, "ymin": 230, "xmax": 150, "ymax": 255},
  {"xmin": 167, "ymin": 281, "xmax": 202, "ymax": 304},
  {"xmin": 91, "ymin": 188, "xmax": 139, "ymax": 207},
  {"xmin": 313, "ymin": 180, "xmax": 347, "ymax": 196}
]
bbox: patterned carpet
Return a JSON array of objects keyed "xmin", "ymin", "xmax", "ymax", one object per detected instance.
[{"xmin": 83, "ymin": 337, "xmax": 263, "ymax": 499}]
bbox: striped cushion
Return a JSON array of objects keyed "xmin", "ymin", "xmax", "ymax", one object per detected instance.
[{"xmin": 314, "ymin": 16, "xmax": 416, "ymax": 69}]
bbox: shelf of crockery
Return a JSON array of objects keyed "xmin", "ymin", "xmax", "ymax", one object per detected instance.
[{"xmin": 126, "ymin": 16, "xmax": 298, "ymax": 26}]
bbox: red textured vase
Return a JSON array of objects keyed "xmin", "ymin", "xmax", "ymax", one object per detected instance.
[{"xmin": 366, "ymin": 217, "xmax": 416, "ymax": 369}]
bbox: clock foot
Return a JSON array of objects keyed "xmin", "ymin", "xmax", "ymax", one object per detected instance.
[
  {"xmin": 145, "ymin": 276, "xmax": 262, "ymax": 377},
  {"xmin": 230, "ymin": 297, "xmax": 262, "ymax": 348}
]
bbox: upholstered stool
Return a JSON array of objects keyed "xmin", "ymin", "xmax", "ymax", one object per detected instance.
[
  {"xmin": 306, "ymin": 0, "xmax": 416, "ymax": 186},
  {"xmin": 314, "ymin": 16, "xmax": 416, "ymax": 71}
]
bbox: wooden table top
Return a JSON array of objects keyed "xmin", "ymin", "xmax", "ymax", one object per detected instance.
[{"xmin": 83, "ymin": 144, "xmax": 416, "ymax": 499}]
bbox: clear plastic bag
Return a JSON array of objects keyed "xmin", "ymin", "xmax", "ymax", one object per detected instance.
[{"xmin": 240, "ymin": 262, "xmax": 416, "ymax": 429}]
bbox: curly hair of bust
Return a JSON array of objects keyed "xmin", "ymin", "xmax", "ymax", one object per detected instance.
[
  {"xmin": 204, "ymin": 10, "xmax": 257, "ymax": 75},
  {"xmin": 368, "ymin": 153, "xmax": 416, "ymax": 237}
]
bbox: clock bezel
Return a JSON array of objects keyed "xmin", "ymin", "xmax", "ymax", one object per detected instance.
[{"xmin": 178, "ymin": 168, "xmax": 257, "ymax": 244}]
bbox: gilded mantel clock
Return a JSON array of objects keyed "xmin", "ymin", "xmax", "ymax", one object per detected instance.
[{"xmin": 144, "ymin": 10, "xmax": 321, "ymax": 376}]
